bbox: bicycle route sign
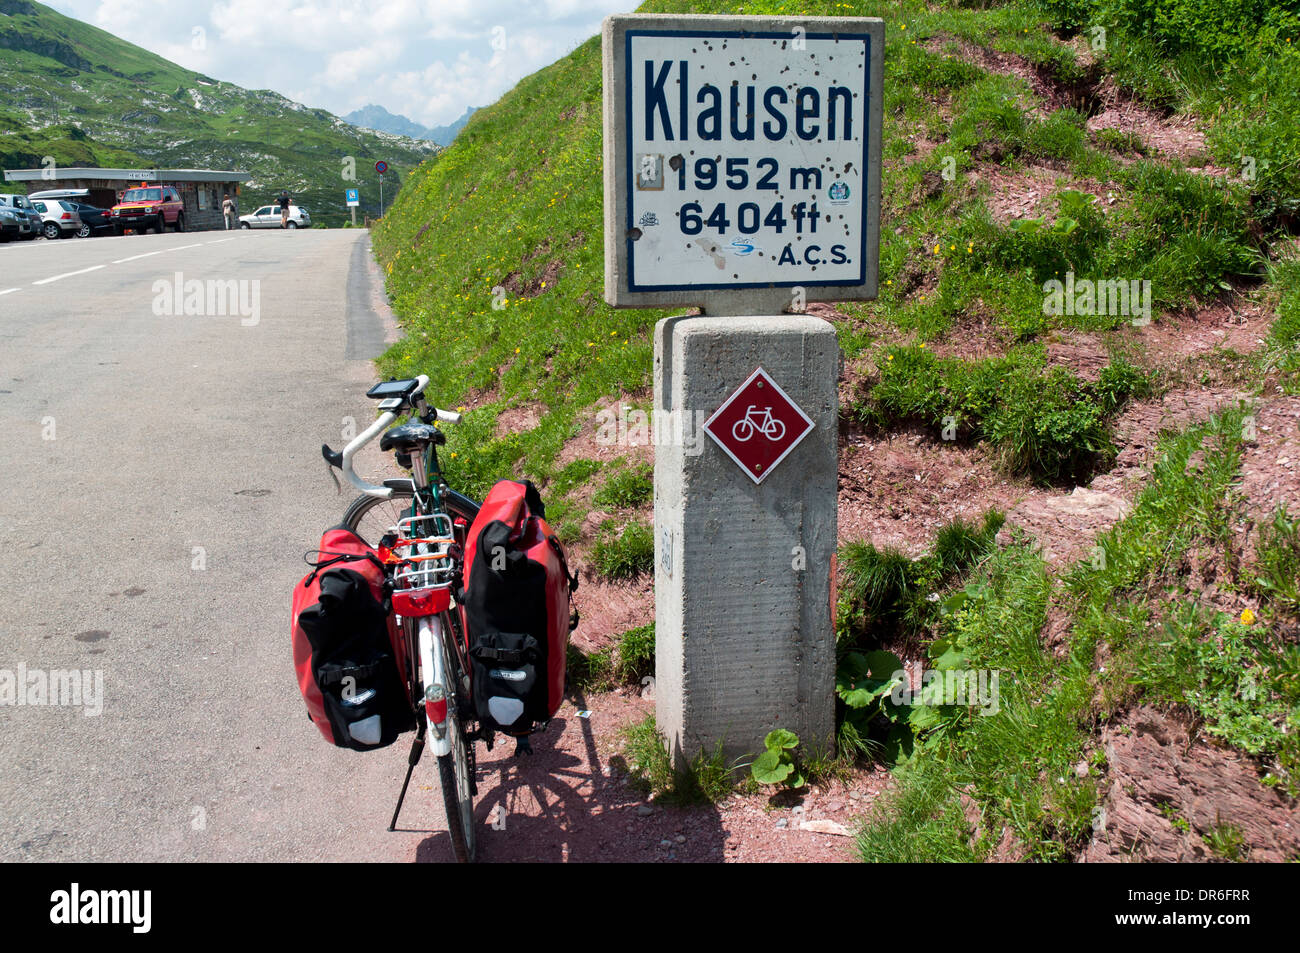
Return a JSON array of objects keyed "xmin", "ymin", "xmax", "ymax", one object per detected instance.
[
  {"xmin": 703, "ymin": 366, "xmax": 814, "ymax": 484},
  {"xmin": 603, "ymin": 14, "xmax": 884, "ymax": 312}
]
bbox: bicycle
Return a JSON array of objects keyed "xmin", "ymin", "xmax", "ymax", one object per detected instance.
[
  {"xmin": 731, "ymin": 404, "xmax": 786, "ymax": 443},
  {"xmin": 321, "ymin": 375, "xmax": 482, "ymax": 862}
]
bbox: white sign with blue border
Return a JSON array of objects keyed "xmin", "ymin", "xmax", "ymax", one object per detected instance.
[{"xmin": 603, "ymin": 15, "xmax": 883, "ymax": 310}]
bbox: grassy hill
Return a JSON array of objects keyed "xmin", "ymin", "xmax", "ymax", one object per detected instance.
[
  {"xmin": 374, "ymin": 0, "xmax": 1300, "ymax": 861},
  {"xmin": 0, "ymin": 0, "xmax": 434, "ymax": 224}
]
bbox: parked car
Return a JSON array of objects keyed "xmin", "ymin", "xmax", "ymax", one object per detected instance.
[
  {"xmin": 0, "ymin": 204, "xmax": 27, "ymax": 242},
  {"xmin": 108, "ymin": 186, "xmax": 186, "ymax": 234},
  {"xmin": 0, "ymin": 193, "xmax": 41, "ymax": 241},
  {"xmin": 68, "ymin": 203, "xmax": 115, "ymax": 237},
  {"xmin": 239, "ymin": 204, "xmax": 311, "ymax": 229},
  {"xmin": 30, "ymin": 199, "xmax": 84, "ymax": 239}
]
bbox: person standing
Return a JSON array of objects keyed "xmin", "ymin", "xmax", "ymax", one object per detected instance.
[
  {"xmin": 222, "ymin": 193, "xmax": 235, "ymax": 230},
  {"xmin": 278, "ymin": 190, "xmax": 291, "ymax": 228}
]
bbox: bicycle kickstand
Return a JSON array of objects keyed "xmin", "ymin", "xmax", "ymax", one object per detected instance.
[{"xmin": 388, "ymin": 722, "xmax": 427, "ymax": 831}]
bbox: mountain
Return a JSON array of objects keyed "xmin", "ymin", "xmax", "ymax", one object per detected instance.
[
  {"xmin": 425, "ymin": 107, "xmax": 479, "ymax": 146},
  {"xmin": 345, "ymin": 104, "xmax": 480, "ymax": 147},
  {"xmin": 343, "ymin": 104, "xmax": 434, "ymax": 142},
  {"xmin": 0, "ymin": 0, "xmax": 437, "ymax": 225}
]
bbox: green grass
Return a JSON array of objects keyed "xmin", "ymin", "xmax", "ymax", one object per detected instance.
[
  {"xmin": 614, "ymin": 623, "xmax": 657, "ymax": 683},
  {"xmin": 858, "ymin": 344, "xmax": 1152, "ymax": 483},
  {"xmin": 855, "ymin": 404, "xmax": 1300, "ymax": 859},
  {"xmin": 617, "ymin": 714, "xmax": 734, "ymax": 805},
  {"xmin": 838, "ymin": 509, "xmax": 1005, "ymax": 642},
  {"xmin": 1204, "ymin": 820, "xmax": 1248, "ymax": 862},
  {"xmin": 1252, "ymin": 506, "xmax": 1300, "ymax": 615},
  {"xmin": 592, "ymin": 520, "xmax": 655, "ymax": 581},
  {"xmin": 566, "ymin": 622, "xmax": 657, "ymax": 695},
  {"xmin": 1262, "ymin": 260, "xmax": 1300, "ymax": 394},
  {"xmin": 593, "ymin": 463, "xmax": 654, "ymax": 510}
]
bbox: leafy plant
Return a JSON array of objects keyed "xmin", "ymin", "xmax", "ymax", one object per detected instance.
[{"xmin": 750, "ymin": 728, "xmax": 805, "ymax": 789}]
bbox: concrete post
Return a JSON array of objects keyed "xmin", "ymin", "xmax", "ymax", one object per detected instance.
[{"xmin": 654, "ymin": 314, "xmax": 839, "ymax": 767}]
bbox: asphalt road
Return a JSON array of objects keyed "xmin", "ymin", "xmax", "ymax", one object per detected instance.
[{"xmin": 0, "ymin": 228, "xmax": 458, "ymax": 861}]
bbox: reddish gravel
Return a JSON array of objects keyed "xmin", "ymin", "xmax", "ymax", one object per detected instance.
[{"xmin": 415, "ymin": 694, "xmax": 888, "ymax": 863}]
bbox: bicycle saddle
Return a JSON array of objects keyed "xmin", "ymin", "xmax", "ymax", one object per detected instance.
[{"xmin": 380, "ymin": 421, "xmax": 446, "ymax": 452}]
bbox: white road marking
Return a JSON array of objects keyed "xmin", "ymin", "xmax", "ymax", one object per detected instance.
[
  {"xmin": 207, "ymin": 238, "xmax": 237, "ymax": 245},
  {"xmin": 0, "ymin": 287, "xmax": 20, "ymax": 296},
  {"xmin": 32, "ymin": 265, "xmax": 105, "ymax": 286},
  {"xmin": 112, "ymin": 249, "xmax": 166, "ymax": 264},
  {"xmin": 111, "ymin": 241, "xmax": 203, "ymax": 264}
]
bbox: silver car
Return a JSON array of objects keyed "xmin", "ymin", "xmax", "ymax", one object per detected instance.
[
  {"xmin": 30, "ymin": 199, "xmax": 84, "ymax": 240},
  {"xmin": 238, "ymin": 204, "xmax": 312, "ymax": 229}
]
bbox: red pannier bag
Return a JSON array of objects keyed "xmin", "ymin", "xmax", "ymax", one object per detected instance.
[
  {"xmin": 290, "ymin": 527, "xmax": 414, "ymax": 750},
  {"xmin": 461, "ymin": 480, "xmax": 578, "ymax": 734}
]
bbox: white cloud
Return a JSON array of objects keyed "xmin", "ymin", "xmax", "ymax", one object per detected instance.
[{"xmin": 47, "ymin": 0, "xmax": 630, "ymax": 126}]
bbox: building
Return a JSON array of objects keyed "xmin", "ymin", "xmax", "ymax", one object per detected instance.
[{"xmin": 2, "ymin": 167, "xmax": 251, "ymax": 231}]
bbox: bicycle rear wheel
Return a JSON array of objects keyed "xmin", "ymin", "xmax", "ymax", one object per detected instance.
[
  {"xmin": 342, "ymin": 487, "xmax": 480, "ymax": 547},
  {"xmin": 436, "ymin": 616, "xmax": 476, "ymax": 862}
]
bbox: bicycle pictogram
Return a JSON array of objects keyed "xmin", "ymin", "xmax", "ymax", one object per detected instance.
[{"xmin": 731, "ymin": 405, "xmax": 786, "ymax": 443}]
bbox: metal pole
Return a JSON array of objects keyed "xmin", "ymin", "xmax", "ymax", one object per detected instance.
[
  {"xmin": 379, "ymin": 175, "xmax": 384, "ymax": 218},
  {"xmin": 351, "ymin": 206, "xmax": 356, "ymax": 226}
]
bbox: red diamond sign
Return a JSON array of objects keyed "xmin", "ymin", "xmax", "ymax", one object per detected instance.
[{"xmin": 703, "ymin": 367, "xmax": 815, "ymax": 484}]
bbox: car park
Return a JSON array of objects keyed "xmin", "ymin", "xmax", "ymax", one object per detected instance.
[
  {"xmin": 238, "ymin": 204, "xmax": 311, "ymax": 228},
  {"xmin": 108, "ymin": 186, "xmax": 186, "ymax": 234},
  {"xmin": 30, "ymin": 199, "xmax": 84, "ymax": 239},
  {"xmin": 28, "ymin": 188, "xmax": 110, "ymax": 237},
  {"xmin": 0, "ymin": 193, "xmax": 41, "ymax": 241}
]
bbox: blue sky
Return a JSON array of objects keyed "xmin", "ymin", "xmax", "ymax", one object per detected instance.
[{"xmin": 47, "ymin": 0, "xmax": 632, "ymax": 127}]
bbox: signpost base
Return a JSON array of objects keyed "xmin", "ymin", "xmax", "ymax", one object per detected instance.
[{"xmin": 654, "ymin": 314, "xmax": 839, "ymax": 768}]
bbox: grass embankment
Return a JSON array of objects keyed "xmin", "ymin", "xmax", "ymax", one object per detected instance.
[{"xmin": 373, "ymin": 0, "xmax": 1300, "ymax": 853}]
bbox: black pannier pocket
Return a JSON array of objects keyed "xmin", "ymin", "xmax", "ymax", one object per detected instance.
[
  {"xmin": 469, "ymin": 630, "xmax": 540, "ymax": 731},
  {"xmin": 298, "ymin": 567, "xmax": 413, "ymax": 751}
]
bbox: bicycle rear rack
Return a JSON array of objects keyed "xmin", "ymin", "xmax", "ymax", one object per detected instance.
[{"xmin": 389, "ymin": 512, "xmax": 456, "ymax": 592}]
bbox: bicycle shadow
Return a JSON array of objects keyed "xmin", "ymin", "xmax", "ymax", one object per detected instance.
[{"xmin": 414, "ymin": 695, "xmax": 728, "ymax": 863}]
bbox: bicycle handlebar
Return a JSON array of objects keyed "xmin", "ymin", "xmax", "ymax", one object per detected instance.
[
  {"xmin": 340, "ymin": 410, "xmax": 398, "ymax": 499},
  {"xmin": 324, "ymin": 374, "xmax": 461, "ymax": 500}
]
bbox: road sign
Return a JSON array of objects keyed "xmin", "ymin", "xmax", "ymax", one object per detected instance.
[
  {"xmin": 703, "ymin": 366, "xmax": 815, "ymax": 484},
  {"xmin": 374, "ymin": 160, "xmax": 388, "ymax": 175},
  {"xmin": 345, "ymin": 188, "xmax": 359, "ymax": 207},
  {"xmin": 603, "ymin": 15, "xmax": 884, "ymax": 312}
]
